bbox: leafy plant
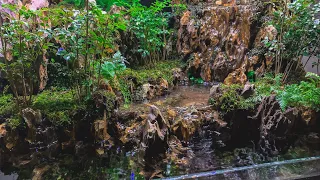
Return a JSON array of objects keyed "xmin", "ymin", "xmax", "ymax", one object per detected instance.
[
  {"xmin": 121, "ymin": 0, "xmax": 173, "ymax": 65},
  {"xmin": 100, "ymin": 51, "xmax": 127, "ymax": 82},
  {"xmin": 0, "ymin": 4, "xmax": 54, "ymax": 106},
  {"xmin": 277, "ymin": 73, "xmax": 320, "ymax": 111},
  {"xmin": 262, "ymin": 0, "xmax": 320, "ymax": 82},
  {"xmin": 59, "ymin": 0, "xmax": 129, "ymax": 10}
]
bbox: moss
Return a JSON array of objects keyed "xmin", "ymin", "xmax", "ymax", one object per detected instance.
[
  {"xmin": 0, "ymin": 94, "xmax": 17, "ymax": 116},
  {"xmin": 210, "ymin": 84, "xmax": 256, "ymax": 113},
  {"xmin": 118, "ymin": 60, "xmax": 181, "ymax": 85},
  {"xmin": 0, "ymin": 94, "xmax": 22, "ymax": 129},
  {"xmin": 7, "ymin": 116, "xmax": 22, "ymax": 129},
  {"xmin": 32, "ymin": 90, "xmax": 82, "ymax": 126},
  {"xmin": 47, "ymin": 111, "xmax": 72, "ymax": 126},
  {"xmin": 254, "ymin": 73, "xmax": 320, "ymax": 111},
  {"xmin": 33, "ymin": 90, "xmax": 78, "ymax": 112}
]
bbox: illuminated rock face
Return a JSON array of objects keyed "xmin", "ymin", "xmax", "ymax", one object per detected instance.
[{"xmin": 177, "ymin": 1, "xmax": 259, "ymax": 84}]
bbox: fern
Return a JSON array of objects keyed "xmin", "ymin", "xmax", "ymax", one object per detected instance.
[
  {"xmin": 255, "ymin": 73, "xmax": 320, "ymax": 111},
  {"xmin": 277, "ymin": 78, "xmax": 320, "ymax": 111}
]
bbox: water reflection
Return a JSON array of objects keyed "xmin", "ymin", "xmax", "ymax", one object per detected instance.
[{"xmin": 0, "ymin": 171, "xmax": 18, "ymax": 180}]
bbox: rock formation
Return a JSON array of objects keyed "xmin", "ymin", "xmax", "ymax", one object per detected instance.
[
  {"xmin": 177, "ymin": 0, "xmax": 274, "ymax": 84},
  {"xmin": 177, "ymin": 1, "xmax": 256, "ymax": 84},
  {"xmin": 249, "ymin": 96, "xmax": 299, "ymax": 155}
]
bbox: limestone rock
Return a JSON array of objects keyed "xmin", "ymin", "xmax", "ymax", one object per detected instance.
[
  {"xmin": 22, "ymin": 108, "xmax": 42, "ymax": 129},
  {"xmin": 172, "ymin": 68, "xmax": 184, "ymax": 86},
  {"xmin": 209, "ymin": 83, "xmax": 221, "ymax": 97},
  {"xmin": 0, "ymin": 123, "xmax": 6, "ymax": 138},
  {"xmin": 240, "ymin": 83, "xmax": 255, "ymax": 98},
  {"xmin": 32, "ymin": 165, "xmax": 50, "ymax": 180},
  {"xmin": 249, "ymin": 96, "xmax": 298, "ymax": 155},
  {"xmin": 172, "ymin": 106, "xmax": 202, "ymax": 141},
  {"xmin": 178, "ymin": 4, "xmax": 255, "ymax": 82}
]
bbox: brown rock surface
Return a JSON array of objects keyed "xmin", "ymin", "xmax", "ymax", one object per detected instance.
[
  {"xmin": 249, "ymin": 96, "xmax": 299, "ymax": 155},
  {"xmin": 177, "ymin": 3, "xmax": 256, "ymax": 83}
]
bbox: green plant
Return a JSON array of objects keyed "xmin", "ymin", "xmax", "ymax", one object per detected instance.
[
  {"xmin": 277, "ymin": 73, "xmax": 320, "ymax": 111},
  {"xmin": 119, "ymin": 79, "xmax": 132, "ymax": 106},
  {"xmin": 100, "ymin": 51, "xmax": 127, "ymax": 82},
  {"xmin": 263, "ymin": 0, "xmax": 320, "ymax": 82},
  {"xmin": 118, "ymin": 60, "xmax": 180, "ymax": 85},
  {"xmin": 59, "ymin": 0, "xmax": 129, "ymax": 10},
  {"xmin": 7, "ymin": 116, "xmax": 23, "ymax": 129},
  {"xmin": 32, "ymin": 90, "xmax": 81, "ymax": 126},
  {"xmin": 0, "ymin": 94, "xmax": 17, "ymax": 116},
  {"xmin": 121, "ymin": 0, "xmax": 173, "ymax": 65},
  {"xmin": 51, "ymin": 2, "xmax": 126, "ymax": 99},
  {"xmin": 210, "ymin": 84, "xmax": 256, "ymax": 113},
  {"xmin": 0, "ymin": 5, "xmax": 54, "ymax": 106}
]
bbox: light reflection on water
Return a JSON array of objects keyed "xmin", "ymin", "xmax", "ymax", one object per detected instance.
[{"xmin": 0, "ymin": 171, "xmax": 18, "ymax": 180}]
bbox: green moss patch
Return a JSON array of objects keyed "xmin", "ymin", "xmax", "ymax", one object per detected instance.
[{"xmin": 118, "ymin": 60, "xmax": 182, "ymax": 85}]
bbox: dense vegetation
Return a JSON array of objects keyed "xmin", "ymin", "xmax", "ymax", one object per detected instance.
[
  {"xmin": 0, "ymin": 0, "xmax": 320, "ymax": 179},
  {"xmin": 262, "ymin": 0, "xmax": 320, "ymax": 82},
  {"xmin": 0, "ymin": 0, "xmax": 185, "ymax": 128}
]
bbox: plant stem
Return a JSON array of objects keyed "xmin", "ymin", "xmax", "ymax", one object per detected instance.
[
  {"xmin": 18, "ymin": 13, "xmax": 28, "ymax": 105},
  {"xmin": 85, "ymin": 0, "xmax": 89, "ymax": 96}
]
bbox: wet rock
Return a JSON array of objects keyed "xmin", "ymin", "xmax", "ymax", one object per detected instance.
[
  {"xmin": 172, "ymin": 68, "xmax": 184, "ymax": 86},
  {"xmin": 116, "ymin": 111, "xmax": 138, "ymax": 124},
  {"xmin": 166, "ymin": 135, "xmax": 192, "ymax": 166},
  {"xmin": 249, "ymin": 96, "xmax": 299, "ymax": 155},
  {"xmin": 0, "ymin": 126, "xmax": 20, "ymax": 152},
  {"xmin": 224, "ymin": 67, "xmax": 248, "ymax": 85},
  {"xmin": 22, "ymin": 108, "xmax": 42, "ymax": 129},
  {"xmin": 155, "ymin": 78, "xmax": 169, "ymax": 96},
  {"xmin": 254, "ymin": 25, "xmax": 278, "ymax": 46},
  {"xmin": 251, "ymin": 25, "xmax": 278, "ymax": 74},
  {"xmin": 178, "ymin": 4, "xmax": 256, "ymax": 82},
  {"xmin": 0, "ymin": 123, "xmax": 6, "ymax": 138},
  {"xmin": 138, "ymin": 104, "xmax": 170, "ymax": 174},
  {"xmin": 241, "ymin": 83, "xmax": 255, "ymax": 98},
  {"xmin": 32, "ymin": 165, "xmax": 50, "ymax": 180},
  {"xmin": 172, "ymin": 106, "xmax": 202, "ymax": 141},
  {"xmin": 209, "ymin": 83, "xmax": 221, "ymax": 97},
  {"xmin": 120, "ymin": 121, "xmax": 143, "ymax": 145},
  {"xmin": 305, "ymin": 132, "xmax": 320, "ymax": 150},
  {"xmin": 93, "ymin": 120, "xmax": 111, "ymax": 141},
  {"xmin": 133, "ymin": 83, "xmax": 156, "ymax": 101},
  {"xmin": 301, "ymin": 108, "xmax": 317, "ymax": 126}
]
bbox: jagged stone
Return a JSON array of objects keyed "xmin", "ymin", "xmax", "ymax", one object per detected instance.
[
  {"xmin": 172, "ymin": 106, "xmax": 202, "ymax": 141},
  {"xmin": 32, "ymin": 165, "xmax": 50, "ymax": 180},
  {"xmin": 178, "ymin": 4, "xmax": 256, "ymax": 82},
  {"xmin": 241, "ymin": 82, "xmax": 255, "ymax": 98},
  {"xmin": 22, "ymin": 108, "xmax": 42, "ymax": 129},
  {"xmin": 249, "ymin": 96, "xmax": 298, "ymax": 155},
  {"xmin": 209, "ymin": 83, "xmax": 221, "ymax": 97}
]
